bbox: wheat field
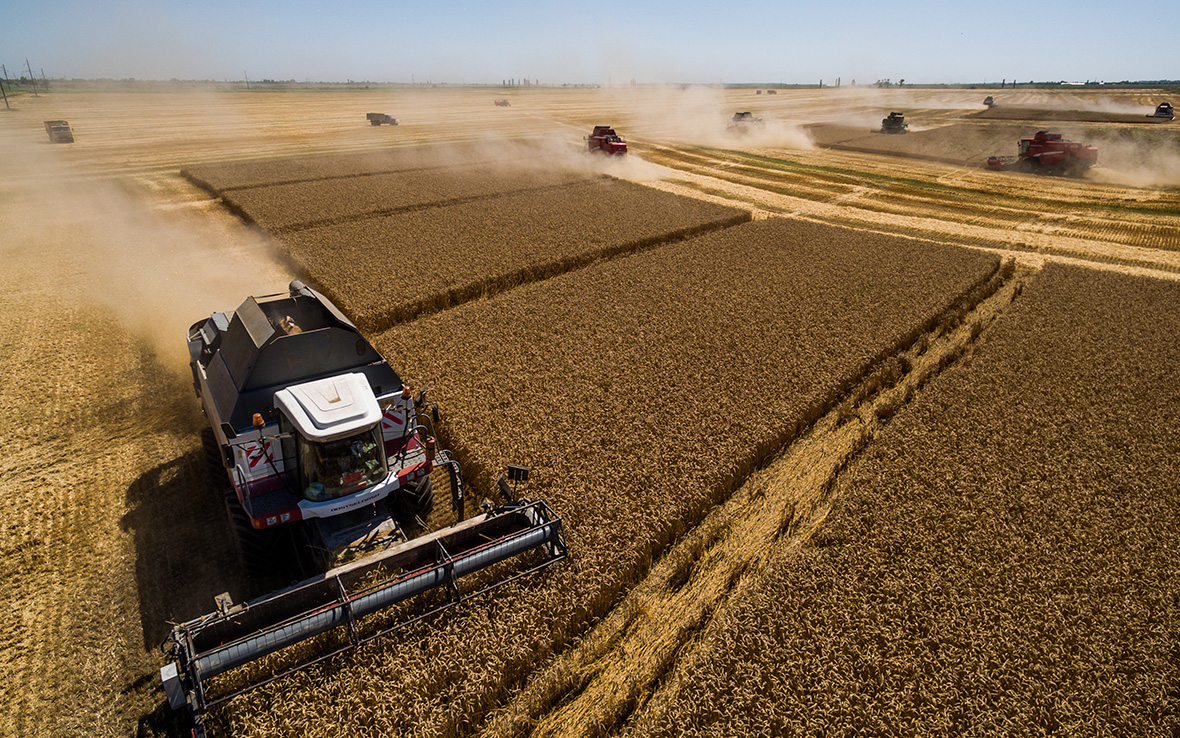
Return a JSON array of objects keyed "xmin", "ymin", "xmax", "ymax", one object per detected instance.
[{"xmin": 1, "ymin": 84, "xmax": 1178, "ymax": 737}]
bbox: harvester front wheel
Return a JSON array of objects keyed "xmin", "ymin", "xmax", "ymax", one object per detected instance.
[
  {"xmin": 394, "ymin": 475, "xmax": 434, "ymax": 520},
  {"xmin": 200, "ymin": 428, "xmax": 228, "ymax": 490},
  {"xmin": 226, "ymin": 492, "xmax": 279, "ymax": 579}
]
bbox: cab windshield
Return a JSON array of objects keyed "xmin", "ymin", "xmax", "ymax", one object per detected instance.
[{"xmin": 300, "ymin": 427, "xmax": 387, "ymax": 502}]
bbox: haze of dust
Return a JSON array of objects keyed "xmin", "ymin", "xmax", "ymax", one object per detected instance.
[
  {"xmin": 0, "ymin": 140, "xmax": 293, "ymax": 374},
  {"xmin": 1089, "ymin": 133, "xmax": 1180, "ymax": 188},
  {"xmin": 612, "ymin": 85, "xmax": 815, "ymax": 150}
]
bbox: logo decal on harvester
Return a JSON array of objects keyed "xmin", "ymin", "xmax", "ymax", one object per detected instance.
[
  {"xmin": 246, "ymin": 441, "xmax": 273, "ymax": 468},
  {"xmin": 382, "ymin": 409, "xmax": 404, "ymax": 429}
]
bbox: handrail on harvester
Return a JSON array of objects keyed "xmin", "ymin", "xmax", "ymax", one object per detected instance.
[{"xmin": 162, "ymin": 498, "xmax": 568, "ymax": 732}]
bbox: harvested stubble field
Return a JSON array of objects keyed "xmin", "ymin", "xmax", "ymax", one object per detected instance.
[
  {"xmin": 276, "ymin": 177, "xmax": 750, "ymax": 330},
  {"xmin": 617, "ymin": 263, "xmax": 1180, "ymax": 736},
  {"xmin": 642, "ymin": 140, "xmax": 1180, "ymax": 269},
  {"xmin": 204, "ymin": 217, "xmax": 1002, "ymax": 737},
  {"xmin": 4, "ymin": 85, "xmax": 1180, "ymax": 738}
]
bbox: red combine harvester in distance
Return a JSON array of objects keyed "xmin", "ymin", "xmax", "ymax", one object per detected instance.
[
  {"xmin": 987, "ymin": 131, "xmax": 1098, "ymax": 176},
  {"xmin": 587, "ymin": 125, "xmax": 628, "ymax": 155}
]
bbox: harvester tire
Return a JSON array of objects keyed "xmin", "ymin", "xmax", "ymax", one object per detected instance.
[
  {"xmin": 201, "ymin": 427, "xmax": 229, "ymax": 490},
  {"xmin": 226, "ymin": 492, "xmax": 278, "ymax": 579},
  {"xmin": 395, "ymin": 475, "xmax": 435, "ymax": 520}
]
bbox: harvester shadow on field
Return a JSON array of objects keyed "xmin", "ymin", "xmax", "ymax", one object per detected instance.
[{"xmin": 121, "ymin": 448, "xmax": 246, "ymax": 650}]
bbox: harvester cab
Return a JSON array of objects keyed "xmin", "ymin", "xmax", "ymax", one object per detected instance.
[
  {"xmin": 165, "ymin": 281, "xmax": 568, "ymax": 736},
  {"xmin": 983, "ymin": 96, "xmax": 995, "ymax": 108},
  {"xmin": 1149, "ymin": 102, "xmax": 1174, "ymax": 120},
  {"xmin": 587, "ymin": 125, "xmax": 628, "ymax": 155},
  {"xmin": 880, "ymin": 111, "xmax": 908, "ymax": 133}
]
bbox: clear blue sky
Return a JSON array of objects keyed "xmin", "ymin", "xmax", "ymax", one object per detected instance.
[{"xmin": 2, "ymin": 0, "xmax": 1175, "ymax": 84}]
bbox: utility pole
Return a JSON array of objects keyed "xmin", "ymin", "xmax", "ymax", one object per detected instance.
[
  {"xmin": 244, "ymin": 71, "xmax": 250, "ymax": 90},
  {"xmin": 26, "ymin": 59, "xmax": 39, "ymax": 96},
  {"xmin": 0, "ymin": 76, "xmax": 9, "ymax": 110}
]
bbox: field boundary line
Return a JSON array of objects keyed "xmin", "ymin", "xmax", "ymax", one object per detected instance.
[
  {"xmin": 263, "ymin": 179, "xmax": 602, "ymax": 234},
  {"xmin": 181, "ymin": 163, "xmax": 490, "ymax": 195},
  {"xmin": 329, "ymin": 209, "xmax": 753, "ymax": 334},
  {"xmin": 478, "ymin": 259, "xmax": 1026, "ymax": 738}
]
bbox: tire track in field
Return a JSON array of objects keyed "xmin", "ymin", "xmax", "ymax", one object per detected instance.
[{"xmin": 479, "ymin": 262, "xmax": 1025, "ymax": 738}]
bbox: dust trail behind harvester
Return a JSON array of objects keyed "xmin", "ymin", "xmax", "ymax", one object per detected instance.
[
  {"xmin": 0, "ymin": 138, "xmax": 294, "ymax": 373},
  {"xmin": 1087, "ymin": 132, "xmax": 1180, "ymax": 188}
]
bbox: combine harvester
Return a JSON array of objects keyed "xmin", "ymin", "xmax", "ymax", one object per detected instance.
[
  {"xmin": 161, "ymin": 281, "xmax": 568, "ymax": 736},
  {"xmin": 728, "ymin": 111, "xmax": 764, "ymax": 133},
  {"xmin": 1148, "ymin": 102, "xmax": 1174, "ymax": 120},
  {"xmin": 987, "ymin": 130, "xmax": 1098, "ymax": 176},
  {"xmin": 878, "ymin": 111, "xmax": 908, "ymax": 134},
  {"xmin": 586, "ymin": 125, "xmax": 628, "ymax": 155}
]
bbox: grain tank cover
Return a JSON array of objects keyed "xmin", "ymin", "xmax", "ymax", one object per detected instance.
[
  {"xmin": 198, "ymin": 281, "xmax": 402, "ymax": 431},
  {"xmin": 275, "ymin": 373, "xmax": 382, "ymax": 441}
]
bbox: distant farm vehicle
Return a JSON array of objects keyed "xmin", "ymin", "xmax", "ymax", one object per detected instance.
[
  {"xmin": 1148, "ymin": 102, "xmax": 1174, "ymax": 120},
  {"xmin": 983, "ymin": 96, "xmax": 996, "ymax": 108},
  {"xmin": 879, "ymin": 111, "xmax": 908, "ymax": 134},
  {"xmin": 366, "ymin": 112, "xmax": 399, "ymax": 126},
  {"xmin": 44, "ymin": 120, "xmax": 74, "ymax": 143},
  {"xmin": 587, "ymin": 125, "xmax": 627, "ymax": 155},
  {"xmin": 766, "ymin": 89, "xmax": 777, "ymax": 94},
  {"xmin": 986, "ymin": 130, "xmax": 1098, "ymax": 176},
  {"xmin": 756, "ymin": 90, "xmax": 762, "ymax": 95},
  {"xmin": 161, "ymin": 280, "xmax": 568, "ymax": 736},
  {"xmin": 728, "ymin": 112, "xmax": 764, "ymax": 132},
  {"xmin": 494, "ymin": 99, "xmax": 511, "ymax": 106}
]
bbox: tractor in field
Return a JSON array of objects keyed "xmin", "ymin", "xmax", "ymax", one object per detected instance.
[
  {"xmin": 1148, "ymin": 102, "xmax": 1174, "ymax": 120},
  {"xmin": 44, "ymin": 120, "xmax": 74, "ymax": 143},
  {"xmin": 587, "ymin": 125, "xmax": 628, "ymax": 155},
  {"xmin": 366, "ymin": 112, "xmax": 399, "ymax": 126},
  {"xmin": 986, "ymin": 130, "xmax": 1098, "ymax": 176},
  {"xmin": 983, "ymin": 96, "xmax": 996, "ymax": 108},
  {"xmin": 494, "ymin": 99, "xmax": 511, "ymax": 106},
  {"xmin": 879, "ymin": 111, "xmax": 908, "ymax": 134},
  {"xmin": 728, "ymin": 111, "xmax": 764, "ymax": 133},
  {"xmin": 161, "ymin": 280, "xmax": 568, "ymax": 736}
]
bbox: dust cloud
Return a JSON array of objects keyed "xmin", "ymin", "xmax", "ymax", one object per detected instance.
[
  {"xmin": 1, "ymin": 140, "xmax": 294, "ymax": 373},
  {"xmin": 1088, "ymin": 133, "xmax": 1180, "ymax": 187},
  {"xmin": 619, "ymin": 85, "xmax": 814, "ymax": 150}
]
